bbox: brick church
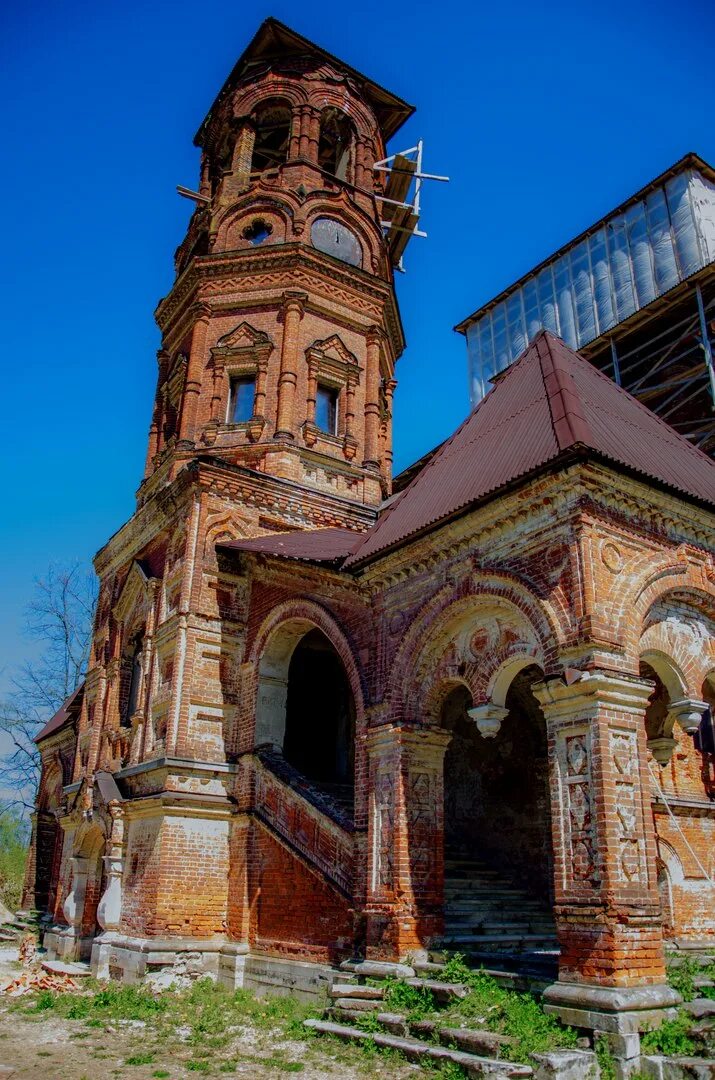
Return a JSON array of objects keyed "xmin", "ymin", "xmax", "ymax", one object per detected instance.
[{"xmin": 24, "ymin": 18, "xmax": 715, "ymax": 1033}]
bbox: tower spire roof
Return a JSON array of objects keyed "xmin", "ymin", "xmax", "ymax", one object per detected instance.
[{"xmin": 194, "ymin": 17, "xmax": 415, "ymax": 147}]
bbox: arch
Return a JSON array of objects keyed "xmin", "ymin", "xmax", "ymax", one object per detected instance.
[
  {"xmin": 488, "ymin": 654, "xmax": 545, "ymax": 709},
  {"xmin": 638, "ymin": 592, "xmax": 715, "ymax": 701},
  {"xmin": 317, "ymin": 107, "xmax": 355, "ymax": 180},
  {"xmin": 306, "ymin": 84, "xmax": 379, "ymax": 141},
  {"xmin": 639, "ymin": 646, "xmax": 688, "ymax": 703},
  {"xmin": 250, "ymin": 598, "xmax": 365, "ymax": 751},
  {"xmin": 390, "ymin": 573, "xmax": 561, "ymax": 719},
  {"xmin": 250, "ymin": 99, "xmax": 293, "ymax": 174},
  {"xmin": 232, "ymin": 82, "xmax": 309, "ymax": 120},
  {"xmin": 614, "ymin": 554, "xmax": 715, "ymax": 664},
  {"xmin": 423, "ymin": 676, "xmax": 474, "ymax": 725}
]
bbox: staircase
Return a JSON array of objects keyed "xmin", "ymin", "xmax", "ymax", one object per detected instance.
[{"xmin": 437, "ymin": 851, "xmax": 559, "ymax": 979}]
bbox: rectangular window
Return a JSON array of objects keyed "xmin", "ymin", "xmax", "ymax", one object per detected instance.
[
  {"xmin": 229, "ymin": 376, "xmax": 255, "ymax": 423},
  {"xmin": 315, "ymin": 384, "xmax": 338, "ymax": 434}
]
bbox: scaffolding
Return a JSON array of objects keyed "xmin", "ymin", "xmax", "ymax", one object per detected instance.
[
  {"xmin": 456, "ymin": 154, "xmax": 715, "ymax": 457},
  {"xmin": 374, "ymin": 141, "xmax": 449, "ymax": 269}
]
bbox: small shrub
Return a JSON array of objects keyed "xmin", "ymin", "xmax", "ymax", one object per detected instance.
[
  {"xmin": 641, "ymin": 1011, "xmax": 696, "ymax": 1057},
  {"xmin": 594, "ymin": 1034, "xmax": 617, "ymax": 1080},
  {"xmin": 125, "ymin": 1052, "xmax": 155, "ymax": 1066}
]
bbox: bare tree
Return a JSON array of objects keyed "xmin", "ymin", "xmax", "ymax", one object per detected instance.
[{"xmin": 0, "ymin": 564, "xmax": 98, "ymax": 816}]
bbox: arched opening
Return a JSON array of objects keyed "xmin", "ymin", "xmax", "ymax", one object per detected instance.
[
  {"xmin": 283, "ymin": 629, "xmax": 355, "ymax": 803},
  {"xmin": 698, "ymin": 674, "xmax": 715, "ymax": 800},
  {"xmin": 251, "ymin": 103, "xmax": 292, "ymax": 174},
  {"xmin": 318, "ymin": 108, "xmax": 353, "ymax": 180},
  {"xmin": 255, "ymin": 620, "xmax": 358, "ymax": 815},
  {"xmin": 121, "ymin": 637, "xmax": 144, "ymax": 728},
  {"xmin": 440, "ymin": 664, "xmax": 553, "ymax": 903},
  {"xmin": 34, "ymin": 765, "xmax": 64, "ymax": 916},
  {"xmin": 74, "ymin": 825, "xmax": 106, "ymax": 961}
]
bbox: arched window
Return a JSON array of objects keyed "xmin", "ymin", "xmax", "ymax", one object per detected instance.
[
  {"xmin": 122, "ymin": 640, "xmax": 143, "ymax": 727},
  {"xmin": 318, "ymin": 108, "xmax": 353, "ymax": 181},
  {"xmin": 251, "ymin": 103, "xmax": 292, "ymax": 174}
]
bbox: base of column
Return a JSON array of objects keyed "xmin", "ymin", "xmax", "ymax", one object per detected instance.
[
  {"xmin": 543, "ymin": 981, "xmax": 681, "ymax": 1033},
  {"xmin": 44, "ymin": 926, "xmax": 92, "ymax": 962},
  {"xmin": 87, "ymin": 933, "xmax": 247, "ymax": 988},
  {"xmin": 365, "ymin": 909, "xmax": 442, "ymax": 964}
]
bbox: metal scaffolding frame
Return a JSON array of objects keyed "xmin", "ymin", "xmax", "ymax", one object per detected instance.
[{"xmin": 583, "ymin": 266, "xmax": 715, "ymax": 455}]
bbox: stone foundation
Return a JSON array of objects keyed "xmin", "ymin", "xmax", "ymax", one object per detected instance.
[{"xmin": 84, "ymin": 933, "xmax": 339, "ymax": 999}]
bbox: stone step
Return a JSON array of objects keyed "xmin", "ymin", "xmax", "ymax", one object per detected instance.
[
  {"xmin": 328, "ymin": 1007, "xmax": 409, "ymax": 1035},
  {"xmin": 405, "ymin": 977, "xmax": 469, "ymax": 1003},
  {"xmin": 446, "ymin": 916, "xmax": 555, "ymax": 931},
  {"xmin": 442, "ymin": 932, "xmax": 558, "ymax": 947},
  {"xmin": 304, "ymin": 1019, "xmax": 533, "ymax": 1077},
  {"xmin": 328, "ymin": 983, "xmax": 383, "ymax": 1001},
  {"xmin": 411, "ymin": 1018, "xmax": 519, "ymax": 1057},
  {"xmin": 339, "ymin": 959, "xmax": 415, "ymax": 980}
]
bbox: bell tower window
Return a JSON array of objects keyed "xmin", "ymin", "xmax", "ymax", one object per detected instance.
[
  {"xmin": 318, "ymin": 108, "xmax": 353, "ymax": 180},
  {"xmin": 229, "ymin": 375, "xmax": 256, "ymax": 423},
  {"xmin": 251, "ymin": 103, "xmax": 292, "ymax": 174},
  {"xmin": 315, "ymin": 384, "xmax": 339, "ymax": 435}
]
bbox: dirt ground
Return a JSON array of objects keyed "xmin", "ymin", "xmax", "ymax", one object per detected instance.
[{"xmin": 0, "ymin": 946, "xmax": 421, "ymax": 1080}]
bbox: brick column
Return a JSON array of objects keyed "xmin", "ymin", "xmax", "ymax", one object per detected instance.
[
  {"xmin": 178, "ymin": 304, "xmax": 212, "ymax": 443},
  {"xmin": 534, "ymin": 671, "xmax": 680, "ymax": 1032},
  {"xmin": 364, "ymin": 724, "xmax": 450, "ymax": 962},
  {"xmin": 363, "ymin": 327, "xmax": 382, "ymax": 469},
  {"xmin": 274, "ymin": 291, "xmax": 306, "ymax": 441}
]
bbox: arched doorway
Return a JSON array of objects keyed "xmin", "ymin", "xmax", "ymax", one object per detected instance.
[
  {"xmin": 440, "ymin": 664, "xmax": 553, "ymax": 903},
  {"xmin": 255, "ymin": 620, "xmax": 357, "ymax": 815},
  {"xmin": 283, "ymin": 628, "xmax": 355, "ymax": 799}
]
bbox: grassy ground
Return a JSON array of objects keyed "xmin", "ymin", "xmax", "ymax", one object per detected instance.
[{"xmin": 0, "ymin": 977, "xmax": 460, "ymax": 1079}]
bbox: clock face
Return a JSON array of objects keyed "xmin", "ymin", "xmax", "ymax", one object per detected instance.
[{"xmin": 311, "ymin": 218, "xmax": 362, "ymax": 267}]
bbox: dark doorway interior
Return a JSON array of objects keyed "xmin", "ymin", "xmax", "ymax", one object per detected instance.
[
  {"xmin": 441, "ymin": 666, "xmax": 553, "ymax": 903},
  {"xmin": 283, "ymin": 629, "xmax": 355, "ymax": 809}
]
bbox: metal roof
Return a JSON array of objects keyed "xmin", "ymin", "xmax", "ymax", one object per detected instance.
[
  {"xmin": 195, "ymin": 18, "xmax": 415, "ymax": 147},
  {"xmin": 35, "ymin": 684, "xmax": 84, "ymax": 743},
  {"xmin": 343, "ymin": 331, "xmax": 715, "ymax": 567},
  {"xmin": 220, "ymin": 527, "xmax": 363, "ymax": 565}
]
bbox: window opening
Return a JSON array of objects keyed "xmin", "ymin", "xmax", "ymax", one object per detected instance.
[
  {"xmin": 242, "ymin": 218, "xmax": 273, "ymax": 245},
  {"xmin": 122, "ymin": 642, "xmax": 143, "ymax": 728},
  {"xmin": 229, "ymin": 376, "xmax": 256, "ymax": 423},
  {"xmin": 316, "ymin": 384, "xmax": 338, "ymax": 434},
  {"xmin": 251, "ymin": 105, "xmax": 291, "ymax": 173},
  {"xmin": 318, "ymin": 108, "xmax": 353, "ymax": 180}
]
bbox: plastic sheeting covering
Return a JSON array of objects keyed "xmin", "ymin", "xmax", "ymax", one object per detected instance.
[{"xmin": 466, "ymin": 168, "xmax": 715, "ymax": 404}]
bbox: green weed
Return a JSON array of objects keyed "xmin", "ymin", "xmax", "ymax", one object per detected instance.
[
  {"xmin": 125, "ymin": 1052, "xmax": 155, "ymax": 1066},
  {"xmin": 383, "ymin": 978, "xmax": 434, "ymax": 1019},
  {"xmin": 641, "ymin": 1010, "xmax": 696, "ymax": 1056}
]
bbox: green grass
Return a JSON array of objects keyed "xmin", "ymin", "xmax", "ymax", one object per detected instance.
[
  {"xmin": 125, "ymin": 1052, "xmax": 156, "ymax": 1066},
  {"xmin": 412, "ymin": 954, "xmax": 578, "ymax": 1064}
]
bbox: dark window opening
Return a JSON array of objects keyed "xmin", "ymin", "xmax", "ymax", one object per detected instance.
[
  {"xmin": 318, "ymin": 108, "xmax": 353, "ymax": 180},
  {"xmin": 283, "ymin": 629, "xmax": 355, "ymax": 797},
  {"xmin": 122, "ymin": 642, "xmax": 143, "ymax": 728},
  {"xmin": 229, "ymin": 376, "xmax": 256, "ymax": 423},
  {"xmin": 251, "ymin": 104, "xmax": 291, "ymax": 174},
  {"xmin": 315, "ymin": 384, "xmax": 338, "ymax": 435},
  {"xmin": 243, "ymin": 218, "xmax": 273, "ymax": 245}
]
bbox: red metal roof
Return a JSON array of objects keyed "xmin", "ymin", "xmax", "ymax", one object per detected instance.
[
  {"xmin": 220, "ymin": 527, "xmax": 364, "ymax": 565},
  {"xmin": 35, "ymin": 684, "xmax": 84, "ymax": 743},
  {"xmin": 344, "ymin": 331, "xmax": 715, "ymax": 567}
]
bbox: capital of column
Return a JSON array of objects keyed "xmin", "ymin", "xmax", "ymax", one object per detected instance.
[
  {"xmin": 647, "ymin": 736, "xmax": 678, "ymax": 767},
  {"xmin": 190, "ymin": 301, "xmax": 212, "ymax": 324},
  {"xmin": 467, "ymin": 703, "xmax": 509, "ymax": 739},
  {"xmin": 365, "ymin": 722, "xmax": 451, "ymax": 757},
  {"xmin": 533, "ymin": 670, "xmax": 654, "ymax": 723},
  {"xmin": 667, "ymin": 698, "xmax": 708, "ymax": 736},
  {"xmin": 281, "ymin": 289, "xmax": 307, "ymax": 316}
]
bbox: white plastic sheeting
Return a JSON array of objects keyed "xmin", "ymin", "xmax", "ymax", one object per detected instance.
[{"xmin": 465, "ymin": 167, "xmax": 715, "ymax": 404}]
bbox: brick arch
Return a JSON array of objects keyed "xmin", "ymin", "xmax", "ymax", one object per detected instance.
[
  {"xmin": 232, "ymin": 83, "xmax": 309, "ymax": 118},
  {"xmin": 390, "ymin": 573, "xmax": 562, "ymax": 720},
  {"xmin": 299, "ymin": 195, "xmax": 384, "ymax": 265},
  {"xmin": 215, "ymin": 196, "xmax": 295, "ymax": 251},
  {"xmin": 306, "ymin": 85, "xmax": 379, "ymax": 140},
  {"xmin": 639, "ymin": 622, "xmax": 700, "ymax": 702},
  {"xmin": 423, "ymin": 676, "xmax": 473, "ymax": 726},
  {"xmin": 614, "ymin": 554, "xmax": 714, "ymax": 663},
  {"xmin": 249, "ymin": 597, "xmax": 366, "ymax": 719},
  {"xmin": 203, "ymin": 512, "xmax": 251, "ymax": 557}
]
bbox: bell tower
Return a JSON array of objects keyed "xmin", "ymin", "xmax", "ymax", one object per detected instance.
[{"xmin": 141, "ymin": 18, "xmax": 414, "ymax": 515}]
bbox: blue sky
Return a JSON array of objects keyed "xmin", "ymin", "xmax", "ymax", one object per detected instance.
[{"xmin": 1, "ymin": 0, "xmax": 713, "ymax": 695}]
